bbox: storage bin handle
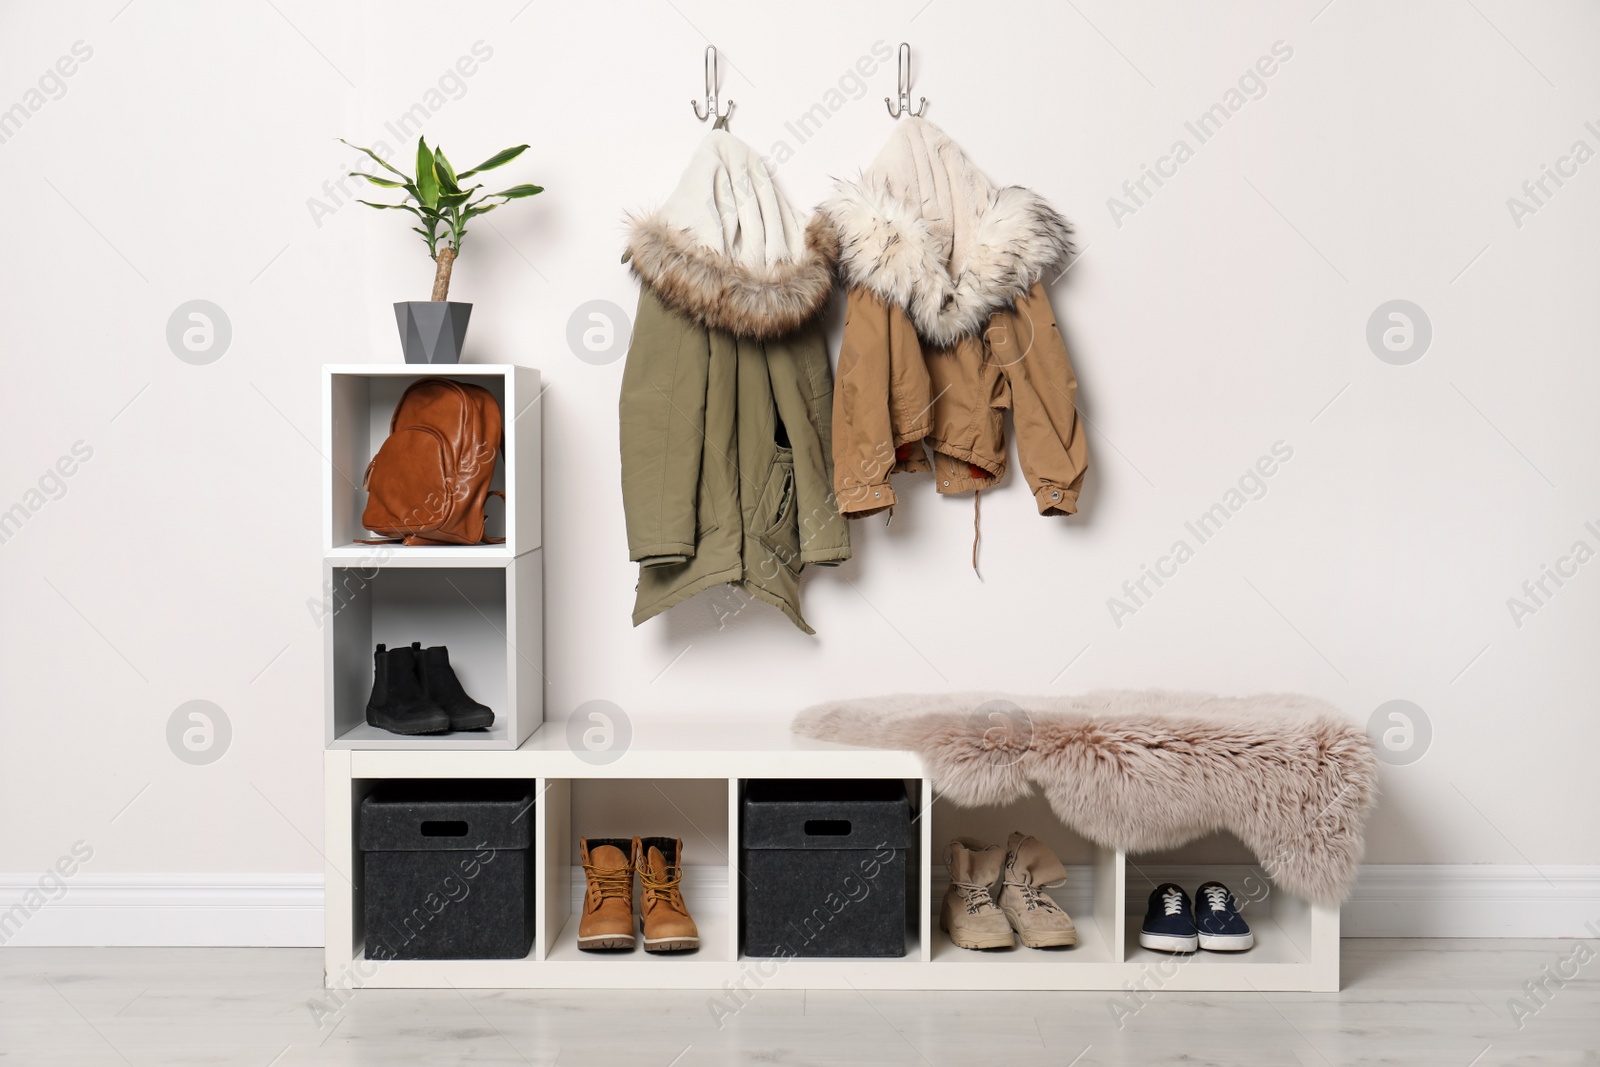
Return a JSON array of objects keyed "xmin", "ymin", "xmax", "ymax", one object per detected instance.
[
  {"xmin": 419, "ymin": 820, "xmax": 469, "ymax": 838},
  {"xmin": 803, "ymin": 819, "xmax": 852, "ymax": 836}
]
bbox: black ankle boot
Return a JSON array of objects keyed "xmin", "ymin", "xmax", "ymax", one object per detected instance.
[
  {"xmin": 414, "ymin": 642, "xmax": 494, "ymax": 730},
  {"xmin": 365, "ymin": 644, "xmax": 450, "ymax": 735}
]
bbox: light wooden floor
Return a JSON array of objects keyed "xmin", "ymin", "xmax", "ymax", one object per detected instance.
[{"xmin": 1, "ymin": 941, "xmax": 1595, "ymax": 1065}]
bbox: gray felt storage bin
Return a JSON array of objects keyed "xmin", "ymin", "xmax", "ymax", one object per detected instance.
[
  {"xmin": 360, "ymin": 780, "xmax": 534, "ymax": 960},
  {"xmin": 741, "ymin": 779, "xmax": 911, "ymax": 958}
]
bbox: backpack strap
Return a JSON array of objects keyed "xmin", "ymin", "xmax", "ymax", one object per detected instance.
[{"xmin": 482, "ymin": 490, "xmax": 507, "ymax": 544}]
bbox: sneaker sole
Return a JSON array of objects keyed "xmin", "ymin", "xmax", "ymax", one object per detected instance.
[
  {"xmin": 1139, "ymin": 931, "xmax": 1198, "ymax": 953},
  {"xmin": 1198, "ymin": 932, "xmax": 1253, "ymax": 951},
  {"xmin": 576, "ymin": 934, "xmax": 635, "ymax": 951}
]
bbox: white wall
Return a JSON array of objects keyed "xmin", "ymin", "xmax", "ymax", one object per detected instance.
[{"xmin": 3, "ymin": 0, "xmax": 1598, "ymax": 907}]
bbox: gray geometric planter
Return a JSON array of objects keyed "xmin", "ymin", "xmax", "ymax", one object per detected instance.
[{"xmin": 394, "ymin": 301, "xmax": 472, "ymax": 364}]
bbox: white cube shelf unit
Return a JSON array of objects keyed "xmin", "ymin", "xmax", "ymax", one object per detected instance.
[
  {"xmin": 322, "ymin": 364, "xmax": 540, "ymax": 561},
  {"xmin": 321, "ymin": 364, "xmax": 543, "ymax": 750},
  {"xmin": 323, "ymin": 722, "xmax": 1339, "ymax": 991},
  {"xmin": 322, "ymin": 552, "xmax": 542, "ymax": 750}
]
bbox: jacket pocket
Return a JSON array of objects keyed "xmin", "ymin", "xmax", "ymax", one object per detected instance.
[{"xmin": 755, "ymin": 447, "xmax": 800, "ymax": 574}]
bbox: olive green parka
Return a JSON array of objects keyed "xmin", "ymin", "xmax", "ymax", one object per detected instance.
[{"xmin": 620, "ymin": 132, "xmax": 849, "ymax": 633}]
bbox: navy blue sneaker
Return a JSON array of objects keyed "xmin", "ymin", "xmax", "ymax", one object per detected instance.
[
  {"xmin": 1194, "ymin": 881, "xmax": 1253, "ymax": 951},
  {"xmin": 1139, "ymin": 882, "xmax": 1197, "ymax": 952}
]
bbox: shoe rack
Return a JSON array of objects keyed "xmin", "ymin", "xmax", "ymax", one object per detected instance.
[
  {"xmin": 319, "ymin": 362, "xmax": 1339, "ymax": 991},
  {"xmin": 323, "ymin": 721, "xmax": 1341, "ymax": 992},
  {"xmin": 320, "ymin": 365, "xmax": 542, "ymax": 750}
]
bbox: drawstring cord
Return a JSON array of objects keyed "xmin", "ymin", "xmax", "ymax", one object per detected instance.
[{"xmin": 971, "ymin": 490, "xmax": 982, "ymax": 577}]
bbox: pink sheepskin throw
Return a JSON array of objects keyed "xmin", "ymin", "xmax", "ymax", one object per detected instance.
[{"xmin": 793, "ymin": 691, "xmax": 1378, "ymax": 904}]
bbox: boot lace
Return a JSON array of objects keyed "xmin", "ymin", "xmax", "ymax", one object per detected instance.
[
  {"xmin": 582, "ymin": 860, "xmax": 633, "ymax": 907},
  {"xmin": 1202, "ymin": 885, "xmax": 1232, "ymax": 912},
  {"xmin": 639, "ymin": 861, "xmax": 685, "ymax": 909},
  {"xmin": 951, "ymin": 879, "xmax": 1000, "ymax": 916},
  {"xmin": 1162, "ymin": 887, "xmax": 1187, "ymax": 916},
  {"xmin": 1006, "ymin": 876, "xmax": 1066, "ymax": 913}
]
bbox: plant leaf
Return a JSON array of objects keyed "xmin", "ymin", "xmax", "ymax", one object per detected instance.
[
  {"xmin": 357, "ymin": 200, "xmax": 423, "ymax": 216},
  {"xmin": 433, "ymin": 147, "xmax": 462, "ymax": 195},
  {"xmin": 457, "ymin": 144, "xmax": 528, "ymax": 178},
  {"xmin": 415, "ymin": 138, "xmax": 440, "ymax": 209},
  {"xmin": 338, "ymin": 138, "xmax": 409, "ymax": 180},
  {"xmin": 350, "ymin": 172, "xmax": 407, "ymax": 188},
  {"xmin": 491, "ymin": 184, "xmax": 544, "ymax": 199},
  {"xmin": 438, "ymin": 183, "xmax": 480, "ymax": 209}
]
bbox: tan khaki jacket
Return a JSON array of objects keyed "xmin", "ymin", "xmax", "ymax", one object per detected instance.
[{"xmin": 818, "ymin": 118, "xmax": 1087, "ymax": 519}]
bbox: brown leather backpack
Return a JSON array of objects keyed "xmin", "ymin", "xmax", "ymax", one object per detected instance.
[{"xmin": 360, "ymin": 377, "xmax": 504, "ymax": 546}]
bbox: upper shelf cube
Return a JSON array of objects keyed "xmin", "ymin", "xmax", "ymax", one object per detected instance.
[{"xmin": 323, "ymin": 365, "xmax": 542, "ymax": 564}]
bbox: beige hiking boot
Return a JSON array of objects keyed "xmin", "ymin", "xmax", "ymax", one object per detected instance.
[
  {"xmin": 578, "ymin": 838, "xmax": 636, "ymax": 951},
  {"xmin": 939, "ymin": 838, "xmax": 1014, "ymax": 950},
  {"xmin": 635, "ymin": 837, "xmax": 699, "ymax": 953},
  {"xmin": 999, "ymin": 831, "xmax": 1077, "ymax": 948}
]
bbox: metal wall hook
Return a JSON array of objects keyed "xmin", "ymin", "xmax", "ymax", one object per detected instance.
[
  {"xmin": 690, "ymin": 45, "xmax": 735, "ymax": 129},
  {"xmin": 884, "ymin": 42, "xmax": 927, "ymax": 119}
]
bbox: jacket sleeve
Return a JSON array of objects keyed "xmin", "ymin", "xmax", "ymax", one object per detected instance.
[
  {"xmin": 989, "ymin": 283, "xmax": 1088, "ymax": 516},
  {"xmin": 769, "ymin": 328, "xmax": 851, "ymax": 566},
  {"xmin": 832, "ymin": 287, "xmax": 900, "ymax": 518},
  {"xmin": 619, "ymin": 286, "xmax": 709, "ymax": 566}
]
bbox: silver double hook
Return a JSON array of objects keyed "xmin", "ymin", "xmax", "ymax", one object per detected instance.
[
  {"xmin": 884, "ymin": 42, "xmax": 927, "ymax": 119},
  {"xmin": 690, "ymin": 45, "xmax": 735, "ymax": 130}
]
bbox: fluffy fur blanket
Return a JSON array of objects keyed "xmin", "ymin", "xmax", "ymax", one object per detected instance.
[{"xmin": 793, "ymin": 691, "xmax": 1378, "ymax": 904}]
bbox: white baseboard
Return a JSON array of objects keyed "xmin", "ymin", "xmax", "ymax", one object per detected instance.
[
  {"xmin": 0, "ymin": 874, "xmax": 322, "ymax": 948},
  {"xmin": 2, "ymin": 866, "xmax": 1596, "ymax": 947},
  {"xmin": 1345, "ymin": 865, "xmax": 1600, "ymax": 938}
]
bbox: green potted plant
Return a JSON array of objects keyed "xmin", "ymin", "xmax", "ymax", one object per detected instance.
[{"xmin": 343, "ymin": 137, "xmax": 543, "ymax": 364}]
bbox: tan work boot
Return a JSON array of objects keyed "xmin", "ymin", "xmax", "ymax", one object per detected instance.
[
  {"xmin": 578, "ymin": 838, "xmax": 636, "ymax": 951},
  {"xmin": 939, "ymin": 838, "xmax": 1014, "ymax": 950},
  {"xmin": 635, "ymin": 837, "xmax": 699, "ymax": 953},
  {"xmin": 998, "ymin": 831, "xmax": 1077, "ymax": 948}
]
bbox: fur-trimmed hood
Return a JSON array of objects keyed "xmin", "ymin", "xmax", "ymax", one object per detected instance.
[
  {"xmin": 817, "ymin": 118, "xmax": 1073, "ymax": 347},
  {"xmin": 625, "ymin": 131, "xmax": 836, "ymax": 340}
]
